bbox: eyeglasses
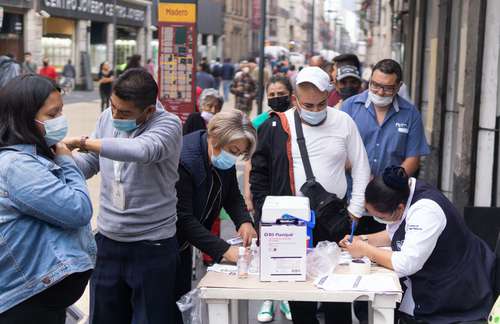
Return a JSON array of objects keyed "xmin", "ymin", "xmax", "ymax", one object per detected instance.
[{"xmin": 369, "ymin": 80, "xmax": 398, "ymax": 95}]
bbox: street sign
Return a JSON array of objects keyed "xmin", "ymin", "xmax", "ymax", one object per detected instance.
[{"xmin": 157, "ymin": 1, "xmax": 197, "ymax": 123}]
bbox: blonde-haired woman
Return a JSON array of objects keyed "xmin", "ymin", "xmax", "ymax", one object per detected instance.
[{"xmin": 174, "ymin": 110, "xmax": 258, "ymax": 322}]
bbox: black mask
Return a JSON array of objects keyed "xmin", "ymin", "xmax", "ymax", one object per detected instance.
[
  {"xmin": 268, "ymin": 96, "xmax": 290, "ymax": 112},
  {"xmin": 339, "ymin": 86, "xmax": 359, "ymax": 100}
]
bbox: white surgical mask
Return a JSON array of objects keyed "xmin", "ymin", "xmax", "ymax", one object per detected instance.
[
  {"xmin": 373, "ymin": 208, "xmax": 399, "ymax": 225},
  {"xmin": 369, "ymin": 91, "xmax": 394, "ymax": 107},
  {"xmin": 373, "ymin": 216, "xmax": 397, "ymax": 225},
  {"xmin": 201, "ymin": 111, "xmax": 214, "ymax": 123}
]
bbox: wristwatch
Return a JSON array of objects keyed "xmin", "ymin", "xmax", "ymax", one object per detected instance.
[
  {"xmin": 79, "ymin": 136, "xmax": 89, "ymax": 153},
  {"xmin": 360, "ymin": 235, "xmax": 369, "ymax": 242}
]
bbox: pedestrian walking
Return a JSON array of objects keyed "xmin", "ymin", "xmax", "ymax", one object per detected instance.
[
  {"xmin": 0, "ymin": 53, "xmax": 21, "ymax": 88},
  {"xmin": 196, "ymin": 62, "xmax": 216, "ymax": 89},
  {"xmin": 328, "ymin": 54, "xmax": 362, "ymax": 107},
  {"xmin": 61, "ymin": 60, "xmax": 76, "ymax": 93},
  {"xmin": 221, "ymin": 58, "xmax": 235, "ymax": 101},
  {"xmin": 230, "ymin": 66, "xmax": 257, "ymax": 116},
  {"xmin": 183, "ymin": 88, "xmax": 223, "ymax": 135},
  {"xmin": 97, "ymin": 62, "xmax": 114, "ymax": 111},
  {"xmin": 22, "ymin": 52, "xmax": 37, "ymax": 74},
  {"xmin": 63, "ymin": 68, "xmax": 182, "ymax": 324},
  {"xmin": 0, "ymin": 74, "xmax": 95, "ymax": 323},
  {"xmin": 124, "ymin": 54, "xmax": 142, "ymax": 71},
  {"xmin": 211, "ymin": 57, "xmax": 223, "ymax": 91},
  {"xmin": 39, "ymin": 58, "xmax": 57, "ymax": 81}
]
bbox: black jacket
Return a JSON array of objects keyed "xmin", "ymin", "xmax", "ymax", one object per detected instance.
[
  {"xmin": 250, "ymin": 112, "xmax": 295, "ymax": 225},
  {"xmin": 176, "ymin": 130, "xmax": 253, "ymax": 261},
  {"xmin": 183, "ymin": 112, "xmax": 207, "ymax": 135}
]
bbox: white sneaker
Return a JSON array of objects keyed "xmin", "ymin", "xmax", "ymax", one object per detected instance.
[
  {"xmin": 280, "ymin": 300, "xmax": 293, "ymax": 321},
  {"xmin": 257, "ymin": 300, "xmax": 274, "ymax": 322}
]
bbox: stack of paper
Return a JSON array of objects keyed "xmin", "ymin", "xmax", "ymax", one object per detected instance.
[
  {"xmin": 207, "ymin": 264, "xmax": 238, "ymax": 275},
  {"xmin": 315, "ymin": 274, "xmax": 400, "ymax": 292}
]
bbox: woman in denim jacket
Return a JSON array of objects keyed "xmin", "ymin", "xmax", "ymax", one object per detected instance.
[{"xmin": 0, "ymin": 75, "xmax": 96, "ymax": 323}]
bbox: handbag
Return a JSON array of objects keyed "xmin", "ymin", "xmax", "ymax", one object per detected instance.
[{"xmin": 293, "ymin": 109, "xmax": 351, "ymax": 243}]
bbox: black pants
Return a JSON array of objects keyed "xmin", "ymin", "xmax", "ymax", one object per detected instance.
[
  {"xmin": 288, "ymin": 225, "xmax": 352, "ymax": 324},
  {"xmin": 289, "ymin": 300, "xmax": 352, "ymax": 324},
  {"xmin": 0, "ymin": 270, "xmax": 91, "ymax": 324},
  {"xmin": 90, "ymin": 233, "xmax": 179, "ymax": 324},
  {"xmin": 99, "ymin": 89, "xmax": 111, "ymax": 111},
  {"xmin": 174, "ymin": 247, "xmax": 195, "ymax": 324}
]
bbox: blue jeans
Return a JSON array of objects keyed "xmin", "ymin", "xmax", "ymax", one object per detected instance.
[
  {"xmin": 222, "ymin": 80, "xmax": 232, "ymax": 102},
  {"xmin": 90, "ymin": 233, "xmax": 179, "ymax": 324}
]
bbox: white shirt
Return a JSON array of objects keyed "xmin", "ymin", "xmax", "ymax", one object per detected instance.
[
  {"xmin": 285, "ymin": 107, "xmax": 371, "ymax": 217},
  {"xmin": 388, "ymin": 178, "xmax": 447, "ymax": 315}
]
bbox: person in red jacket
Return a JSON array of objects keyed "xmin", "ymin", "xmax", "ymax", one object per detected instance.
[{"xmin": 39, "ymin": 58, "xmax": 58, "ymax": 81}]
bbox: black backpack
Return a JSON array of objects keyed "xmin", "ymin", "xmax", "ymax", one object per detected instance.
[{"xmin": 293, "ymin": 109, "xmax": 351, "ymax": 243}]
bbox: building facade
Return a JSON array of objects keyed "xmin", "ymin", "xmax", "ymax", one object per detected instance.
[
  {"xmin": 0, "ymin": 0, "xmax": 154, "ymax": 88},
  {"xmin": 197, "ymin": 0, "xmax": 224, "ymax": 62},
  {"xmin": 361, "ymin": 0, "xmax": 500, "ymax": 212},
  {"xmin": 223, "ymin": 0, "xmax": 251, "ymax": 62}
]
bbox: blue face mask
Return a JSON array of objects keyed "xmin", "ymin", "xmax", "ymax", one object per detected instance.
[
  {"xmin": 113, "ymin": 118, "xmax": 139, "ymax": 132},
  {"xmin": 36, "ymin": 116, "xmax": 68, "ymax": 147},
  {"xmin": 211, "ymin": 148, "xmax": 238, "ymax": 170},
  {"xmin": 299, "ymin": 107, "xmax": 327, "ymax": 126}
]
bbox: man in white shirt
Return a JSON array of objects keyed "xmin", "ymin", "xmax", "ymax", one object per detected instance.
[{"xmin": 250, "ymin": 67, "xmax": 370, "ymax": 324}]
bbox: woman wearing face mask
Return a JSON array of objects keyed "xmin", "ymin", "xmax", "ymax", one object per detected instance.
[
  {"xmin": 174, "ymin": 110, "xmax": 257, "ymax": 322},
  {"xmin": 242, "ymin": 75, "xmax": 295, "ymax": 322},
  {"xmin": 183, "ymin": 88, "xmax": 223, "ymax": 135},
  {"xmin": 0, "ymin": 75, "xmax": 95, "ymax": 323},
  {"xmin": 340, "ymin": 166, "xmax": 494, "ymax": 324},
  {"xmin": 243, "ymin": 76, "xmax": 294, "ymax": 213}
]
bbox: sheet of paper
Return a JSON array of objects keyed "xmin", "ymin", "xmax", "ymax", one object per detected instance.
[
  {"xmin": 207, "ymin": 264, "xmax": 238, "ymax": 275},
  {"xmin": 339, "ymin": 251, "xmax": 353, "ymax": 265},
  {"xmin": 315, "ymin": 274, "xmax": 400, "ymax": 292}
]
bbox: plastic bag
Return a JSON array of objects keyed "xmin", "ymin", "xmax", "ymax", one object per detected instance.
[
  {"xmin": 176, "ymin": 288, "xmax": 203, "ymax": 324},
  {"xmin": 307, "ymin": 241, "xmax": 341, "ymax": 280}
]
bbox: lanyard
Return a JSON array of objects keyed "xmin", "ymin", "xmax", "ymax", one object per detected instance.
[{"xmin": 112, "ymin": 128, "xmax": 131, "ymax": 183}]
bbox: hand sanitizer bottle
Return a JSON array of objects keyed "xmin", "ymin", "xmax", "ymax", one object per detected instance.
[
  {"xmin": 237, "ymin": 247, "xmax": 249, "ymax": 279},
  {"xmin": 249, "ymin": 238, "xmax": 260, "ymax": 274}
]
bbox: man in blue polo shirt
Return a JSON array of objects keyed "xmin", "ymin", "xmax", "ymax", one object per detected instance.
[
  {"xmin": 342, "ymin": 58, "xmax": 430, "ymax": 324},
  {"xmin": 342, "ymin": 58, "xmax": 430, "ymax": 229}
]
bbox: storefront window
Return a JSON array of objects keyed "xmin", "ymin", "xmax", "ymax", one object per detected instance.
[
  {"xmin": 42, "ymin": 37, "xmax": 72, "ymax": 71},
  {"xmin": 91, "ymin": 44, "xmax": 107, "ymax": 74},
  {"xmin": 115, "ymin": 39, "xmax": 137, "ymax": 67}
]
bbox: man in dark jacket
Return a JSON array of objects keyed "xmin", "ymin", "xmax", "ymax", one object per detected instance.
[{"xmin": 221, "ymin": 58, "xmax": 235, "ymax": 101}]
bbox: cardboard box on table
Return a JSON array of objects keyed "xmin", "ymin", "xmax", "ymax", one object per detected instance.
[{"xmin": 260, "ymin": 196, "xmax": 312, "ymax": 282}]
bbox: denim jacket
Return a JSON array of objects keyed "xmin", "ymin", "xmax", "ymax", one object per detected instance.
[{"xmin": 0, "ymin": 145, "xmax": 96, "ymax": 313}]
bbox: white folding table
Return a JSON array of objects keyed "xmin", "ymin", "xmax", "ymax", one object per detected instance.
[{"xmin": 198, "ymin": 264, "xmax": 402, "ymax": 324}]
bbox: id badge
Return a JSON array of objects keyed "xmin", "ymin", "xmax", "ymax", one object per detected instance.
[{"xmin": 112, "ymin": 181, "xmax": 126, "ymax": 210}]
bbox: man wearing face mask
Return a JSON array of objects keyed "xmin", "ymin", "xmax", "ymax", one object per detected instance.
[
  {"xmin": 250, "ymin": 67, "xmax": 370, "ymax": 324},
  {"xmin": 63, "ymin": 68, "xmax": 183, "ymax": 323},
  {"xmin": 333, "ymin": 65, "xmax": 363, "ymax": 108},
  {"xmin": 341, "ymin": 59, "xmax": 429, "ymax": 231}
]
